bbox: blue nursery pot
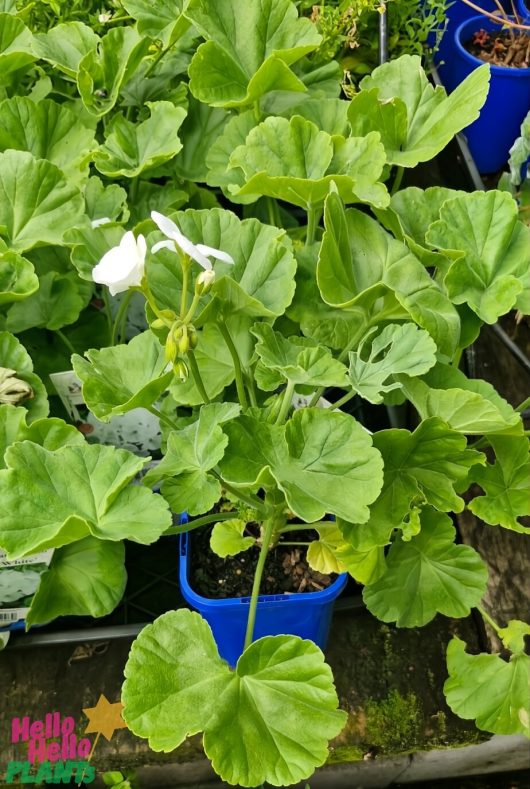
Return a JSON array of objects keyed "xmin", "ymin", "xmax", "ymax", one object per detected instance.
[
  {"xmin": 449, "ymin": 16, "xmax": 530, "ymax": 173},
  {"xmin": 179, "ymin": 531, "xmax": 347, "ymax": 667},
  {"xmin": 432, "ymin": 0, "xmax": 511, "ymax": 86}
]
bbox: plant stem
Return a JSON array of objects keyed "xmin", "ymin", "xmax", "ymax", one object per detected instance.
[
  {"xmin": 265, "ymin": 196, "xmax": 280, "ymax": 228},
  {"xmin": 305, "ymin": 206, "xmax": 318, "ymax": 247},
  {"xmin": 181, "ymin": 292, "xmax": 202, "ymax": 324},
  {"xmin": 477, "ymin": 605, "xmax": 504, "ymax": 637},
  {"xmin": 516, "ymin": 396, "xmax": 530, "ymax": 413},
  {"xmin": 218, "ymin": 321, "xmax": 249, "ymax": 410},
  {"xmin": 244, "ymin": 515, "xmax": 276, "ymax": 649},
  {"xmin": 211, "ymin": 470, "xmax": 264, "ymax": 511},
  {"xmin": 391, "ymin": 166, "xmax": 404, "ymax": 195},
  {"xmin": 111, "ymin": 290, "xmax": 133, "ymax": 346},
  {"xmin": 277, "ymin": 523, "xmax": 309, "ymax": 535},
  {"xmin": 162, "ymin": 511, "xmax": 235, "ymax": 536},
  {"xmin": 180, "ymin": 259, "xmax": 190, "ymax": 318},
  {"xmin": 246, "ymin": 372, "xmax": 258, "ymax": 408},
  {"xmin": 187, "ymin": 350, "xmax": 211, "ymax": 404},
  {"xmin": 275, "ymin": 380, "xmax": 295, "ymax": 424},
  {"xmin": 330, "ymin": 390, "xmax": 356, "ymax": 411},
  {"xmin": 144, "ymin": 38, "xmax": 178, "ymax": 78},
  {"xmin": 146, "ymin": 404, "xmax": 179, "ymax": 432},
  {"xmin": 55, "ymin": 329, "xmax": 76, "ymax": 357},
  {"xmin": 101, "ymin": 289, "xmax": 114, "ymax": 342},
  {"xmin": 280, "ymin": 541, "xmax": 310, "ymax": 546}
]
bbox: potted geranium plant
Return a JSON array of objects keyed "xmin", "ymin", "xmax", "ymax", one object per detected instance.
[{"xmin": 9, "ymin": 50, "xmax": 522, "ymax": 787}]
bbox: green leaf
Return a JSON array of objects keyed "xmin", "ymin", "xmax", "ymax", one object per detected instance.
[
  {"xmin": 0, "ymin": 97, "xmax": 96, "ymax": 183},
  {"xmin": 339, "ymin": 417, "xmax": 484, "ymax": 551},
  {"xmin": 66, "ymin": 223, "xmax": 126, "ymax": 281},
  {"xmin": 121, "ymin": 0, "xmax": 190, "ymax": 45},
  {"xmin": 154, "ymin": 209, "xmax": 297, "ymax": 322},
  {"xmin": 426, "ymin": 191, "xmax": 530, "ymax": 324},
  {"xmin": 444, "ymin": 636, "xmax": 530, "ymax": 737},
  {"xmin": 5, "ymin": 271, "xmax": 86, "ymax": 332},
  {"xmin": 363, "ymin": 510, "xmax": 488, "ymax": 627},
  {"xmin": 507, "ymin": 110, "xmax": 530, "ymax": 187},
  {"xmin": 0, "ymin": 331, "xmax": 48, "ymax": 422},
  {"xmin": 26, "ymin": 537, "xmax": 126, "ymax": 627},
  {"xmin": 77, "ymin": 27, "xmax": 150, "ymax": 117},
  {"xmin": 375, "ymin": 186, "xmax": 464, "ymax": 269},
  {"xmin": 186, "ymin": 0, "xmax": 320, "ymax": 108},
  {"xmin": 468, "ymin": 436, "xmax": 530, "ymax": 534},
  {"xmin": 0, "ymin": 150, "xmax": 85, "ymax": 252},
  {"xmin": 73, "ymin": 331, "xmax": 172, "ymax": 422},
  {"xmin": 0, "ymin": 13, "xmax": 35, "ymax": 79},
  {"xmin": 348, "ymin": 323, "xmax": 437, "ymax": 404},
  {"xmin": 252, "ymin": 323, "xmax": 349, "ymax": 388},
  {"xmin": 122, "ymin": 609, "xmax": 347, "ymax": 785},
  {"xmin": 33, "ymin": 22, "xmax": 99, "ymax": 78},
  {"xmin": 84, "ymin": 177, "xmax": 129, "ymax": 225},
  {"xmin": 401, "ymin": 364, "xmax": 522, "ymax": 435},
  {"xmin": 173, "ymin": 96, "xmax": 228, "ymax": 182},
  {"xmin": 0, "ymin": 442, "xmax": 172, "ymax": 558},
  {"xmin": 349, "ymin": 55, "xmax": 490, "ymax": 167},
  {"xmin": 210, "ymin": 519, "xmax": 255, "ymax": 558},
  {"xmin": 283, "ymin": 97, "xmax": 350, "ymax": 135},
  {"xmin": 0, "ymin": 249, "xmax": 38, "ymax": 304},
  {"xmin": 499, "ymin": 620, "xmax": 530, "ymax": 656},
  {"xmin": 317, "ymin": 192, "xmax": 461, "ymax": 357},
  {"xmin": 205, "ymin": 110, "xmax": 258, "ymax": 203},
  {"xmin": 307, "ymin": 522, "xmax": 385, "ymax": 584},
  {"xmin": 93, "ymin": 101, "xmax": 187, "ymax": 178},
  {"xmin": 0, "ymin": 404, "xmax": 83, "ymax": 468},
  {"xmin": 220, "ymin": 408, "xmax": 383, "ymax": 523},
  {"xmin": 229, "ymin": 115, "xmax": 388, "ymax": 209},
  {"xmin": 145, "ymin": 404, "xmax": 233, "ymax": 516}
]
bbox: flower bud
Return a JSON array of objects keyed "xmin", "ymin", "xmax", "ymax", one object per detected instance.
[
  {"xmin": 0, "ymin": 368, "xmax": 33, "ymax": 405},
  {"xmin": 165, "ymin": 330, "xmax": 178, "ymax": 364},
  {"xmin": 173, "ymin": 360, "xmax": 188, "ymax": 382},
  {"xmin": 194, "ymin": 269, "xmax": 215, "ymax": 296},
  {"xmin": 188, "ymin": 325, "xmax": 199, "ymax": 349}
]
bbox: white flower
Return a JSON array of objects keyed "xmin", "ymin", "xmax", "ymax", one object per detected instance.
[
  {"xmin": 92, "ymin": 231, "xmax": 147, "ymax": 296},
  {"xmin": 150, "ymin": 211, "xmax": 234, "ymax": 270},
  {"xmin": 91, "ymin": 216, "xmax": 112, "ymax": 229}
]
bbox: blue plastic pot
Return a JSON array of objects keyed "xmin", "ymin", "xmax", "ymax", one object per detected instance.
[
  {"xmin": 448, "ymin": 16, "xmax": 530, "ymax": 172},
  {"xmin": 179, "ymin": 532, "xmax": 347, "ymax": 667},
  {"xmin": 515, "ymin": 0, "xmax": 529, "ymax": 19},
  {"xmin": 432, "ymin": 0, "xmax": 509, "ymax": 85}
]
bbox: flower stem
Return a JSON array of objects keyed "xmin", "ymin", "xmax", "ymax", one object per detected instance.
[
  {"xmin": 244, "ymin": 515, "xmax": 277, "ymax": 649},
  {"xmin": 146, "ymin": 404, "xmax": 179, "ymax": 432},
  {"xmin": 280, "ymin": 541, "xmax": 310, "ymax": 546},
  {"xmin": 187, "ymin": 350, "xmax": 211, "ymax": 404},
  {"xmin": 218, "ymin": 320, "xmax": 249, "ymax": 410},
  {"xmin": 181, "ymin": 292, "xmax": 202, "ymax": 324},
  {"xmin": 111, "ymin": 290, "xmax": 133, "ymax": 346},
  {"xmin": 55, "ymin": 329, "xmax": 76, "ymax": 357},
  {"xmin": 275, "ymin": 380, "xmax": 295, "ymax": 424},
  {"xmin": 180, "ymin": 258, "xmax": 190, "ymax": 319},
  {"xmin": 162, "ymin": 511, "xmax": 235, "ymax": 536}
]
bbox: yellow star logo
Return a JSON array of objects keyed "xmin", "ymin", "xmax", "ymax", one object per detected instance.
[{"xmin": 83, "ymin": 694, "xmax": 128, "ymax": 742}]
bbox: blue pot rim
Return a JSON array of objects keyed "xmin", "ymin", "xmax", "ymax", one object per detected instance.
[
  {"xmin": 455, "ymin": 15, "xmax": 530, "ymax": 75},
  {"xmin": 179, "ymin": 531, "xmax": 348, "ymax": 610}
]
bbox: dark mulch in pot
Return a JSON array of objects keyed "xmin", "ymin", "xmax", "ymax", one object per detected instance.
[
  {"xmin": 466, "ymin": 28, "xmax": 530, "ymax": 67},
  {"xmin": 190, "ymin": 525, "xmax": 335, "ymax": 599}
]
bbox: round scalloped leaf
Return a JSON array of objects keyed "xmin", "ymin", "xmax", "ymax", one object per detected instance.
[
  {"xmin": 0, "ymin": 13, "xmax": 35, "ymax": 78},
  {"xmin": 0, "ymin": 150, "xmax": 84, "ymax": 252},
  {"xmin": 444, "ymin": 637, "xmax": 530, "ymax": 738},
  {"xmin": 363, "ymin": 509, "xmax": 488, "ymax": 628},
  {"xmin": 26, "ymin": 537, "xmax": 126, "ymax": 627},
  {"xmin": 122, "ymin": 609, "xmax": 347, "ymax": 786},
  {"xmin": 73, "ymin": 331, "xmax": 172, "ymax": 422},
  {"xmin": 0, "ymin": 442, "xmax": 172, "ymax": 558},
  {"xmin": 0, "ymin": 250, "xmax": 38, "ymax": 304},
  {"xmin": 32, "ymin": 21, "xmax": 99, "ymax": 78},
  {"xmin": 0, "ymin": 96, "xmax": 96, "ymax": 183}
]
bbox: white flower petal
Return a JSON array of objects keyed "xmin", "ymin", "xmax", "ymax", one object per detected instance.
[
  {"xmin": 177, "ymin": 235, "xmax": 212, "ymax": 270},
  {"xmin": 92, "ymin": 230, "xmax": 145, "ymax": 294},
  {"xmin": 91, "ymin": 216, "xmax": 113, "ymax": 228},
  {"xmin": 152, "ymin": 239, "xmax": 177, "ymax": 254},
  {"xmin": 195, "ymin": 244, "xmax": 234, "ymax": 264},
  {"xmin": 151, "ymin": 210, "xmax": 183, "ymax": 241}
]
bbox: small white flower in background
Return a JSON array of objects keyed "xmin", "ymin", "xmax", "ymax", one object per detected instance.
[
  {"xmin": 98, "ymin": 12, "xmax": 111, "ymax": 23},
  {"xmin": 150, "ymin": 211, "xmax": 234, "ymax": 270},
  {"xmin": 92, "ymin": 231, "xmax": 146, "ymax": 296}
]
